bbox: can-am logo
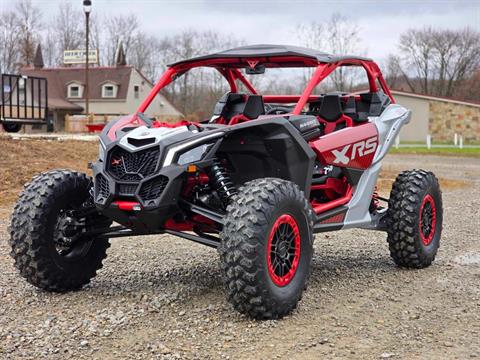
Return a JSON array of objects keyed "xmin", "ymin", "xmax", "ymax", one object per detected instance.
[
  {"xmin": 332, "ymin": 137, "xmax": 377, "ymax": 165},
  {"xmin": 111, "ymin": 158, "xmax": 122, "ymax": 166}
]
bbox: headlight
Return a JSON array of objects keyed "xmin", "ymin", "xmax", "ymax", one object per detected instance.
[
  {"xmin": 177, "ymin": 143, "xmax": 212, "ymax": 165},
  {"xmin": 163, "ymin": 132, "xmax": 223, "ymax": 166}
]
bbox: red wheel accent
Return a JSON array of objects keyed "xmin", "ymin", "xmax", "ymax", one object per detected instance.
[
  {"xmin": 266, "ymin": 214, "xmax": 301, "ymax": 287},
  {"xmin": 419, "ymin": 194, "xmax": 437, "ymax": 246}
]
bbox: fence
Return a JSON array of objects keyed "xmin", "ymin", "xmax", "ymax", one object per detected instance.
[
  {"xmin": 64, "ymin": 113, "xmax": 183, "ymax": 133},
  {"xmin": 394, "ymin": 133, "xmax": 480, "ymax": 149}
]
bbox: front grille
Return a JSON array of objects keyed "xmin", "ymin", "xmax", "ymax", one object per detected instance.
[
  {"xmin": 95, "ymin": 174, "xmax": 109, "ymax": 200},
  {"xmin": 139, "ymin": 176, "xmax": 168, "ymax": 202},
  {"xmin": 118, "ymin": 183, "xmax": 137, "ymax": 196},
  {"xmin": 108, "ymin": 146, "xmax": 160, "ymax": 181}
]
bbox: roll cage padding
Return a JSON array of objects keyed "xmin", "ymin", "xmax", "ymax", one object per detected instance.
[{"xmin": 216, "ymin": 117, "xmax": 316, "ymax": 197}]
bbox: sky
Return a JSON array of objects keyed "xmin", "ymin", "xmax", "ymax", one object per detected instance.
[{"xmin": 2, "ymin": 0, "xmax": 479, "ymax": 63}]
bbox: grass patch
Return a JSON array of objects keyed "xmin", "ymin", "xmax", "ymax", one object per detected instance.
[{"xmin": 390, "ymin": 147, "xmax": 480, "ymax": 157}]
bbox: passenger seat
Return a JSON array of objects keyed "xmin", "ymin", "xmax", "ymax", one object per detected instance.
[{"xmin": 318, "ymin": 95, "xmax": 352, "ymax": 134}]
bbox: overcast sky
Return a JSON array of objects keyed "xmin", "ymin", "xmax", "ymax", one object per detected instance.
[{"xmin": 2, "ymin": 0, "xmax": 480, "ymax": 62}]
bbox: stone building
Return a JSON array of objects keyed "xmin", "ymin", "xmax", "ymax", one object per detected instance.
[{"xmin": 392, "ymin": 90, "xmax": 480, "ymax": 142}]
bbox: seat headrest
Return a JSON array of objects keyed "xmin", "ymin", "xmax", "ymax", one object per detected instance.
[
  {"xmin": 243, "ymin": 95, "xmax": 265, "ymax": 119},
  {"xmin": 213, "ymin": 92, "xmax": 245, "ymax": 116},
  {"xmin": 319, "ymin": 95, "xmax": 343, "ymax": 122}
]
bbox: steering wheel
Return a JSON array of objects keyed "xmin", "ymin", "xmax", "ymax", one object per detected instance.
[{"xmin": 265, "ymin": 106, "xmax": 292, "ymax": 115}]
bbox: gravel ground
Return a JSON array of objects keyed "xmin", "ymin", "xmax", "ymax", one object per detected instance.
[{"xmin": 1, "ymin": 154, "xmax": 479, "ymax": 359}]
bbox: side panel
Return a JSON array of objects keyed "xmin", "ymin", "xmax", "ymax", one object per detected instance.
[
  {"xmin": 342, "ymin": 104, "xmax": 412, "ymax": 229},
  {"xmin": 309, "ymin": 123, "xmax": 379, "ymax": 170}
]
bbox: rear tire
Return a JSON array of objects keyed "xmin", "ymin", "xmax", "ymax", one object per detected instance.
[
  {"xmin": 387, "ymin": 169, "xmax": 442, "ymax": 268},
  {"xmin": 2, "ymin": 123, "xmax": 22, "ymax": 133},
  {"xmin": 219, "ymin": 178, "xmax": 314, "ymax": 319},
  {"xmin": 9, "ymin": 170, "xmax": 111, "ymax": 292}
]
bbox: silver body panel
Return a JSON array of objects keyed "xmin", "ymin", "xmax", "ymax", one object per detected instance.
[{"xmin": 342, "ymin": 104, "xmax": 412, "ymax": 230}]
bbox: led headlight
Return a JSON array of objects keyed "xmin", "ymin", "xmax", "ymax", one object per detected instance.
[
  {"xmin": 177, "ymin": 143, "xmax": 212, "ymax": 165},
  {"xmin": 163, "ymin": 132, "xmax": 223, "ymax": 167}
]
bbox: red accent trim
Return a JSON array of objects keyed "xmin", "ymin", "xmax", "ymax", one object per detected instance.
[
  {"xmin": 419, "ymin": 194, "xmax": 437, "ymax": 246},
  {"xmin": 311, "ymin": 177, "xmax": 348, "ymax": 199},
  {"xmin": 263, "ymin": 95, "xmax": 321, "ymax": 104},
  {"xmin": 266, "ymin": 214, "xmax": 301, "ymax": 287},
  {"xmin": 152, "ymin": 120, "xmax": 193, "ymax": 128},
  {"xmin": 231, "ymin": 68, "xmax": 258, "ymax": 94},
  {"xmin": 107, "ymin": 114, "xmax": 145, "ymax": 141},
  {"xmin": 319, "ymin": 212, "xmax": 346, "ymax": 224},
  {"xmin": 311, "ymin": 186, "xmax": 353, "ymax": 214},
  {"xmin": 228, "ymin": 113, "xmax": 251, "ymax": 125},
  {"xmin": 246, "ymin": 59, "xmax": 259, "ymax": 69},
  {"xmin": 164, "ymin": 214, "xmax": 216, "ymax": 232},
  {"xmin": 181, "ymin": 173, "xmax": 209, "ymax": 197},
  {"xmin": 318, "ymin": 114, "xmax": 354, "ymax": 135},
  {"xmin": 114, "ymin": 201, "xmax": 141, "ymax": 211},
  {"xmin": 137, "ymin": 67, "xmax": 177, "ymax": 114},
  {"xmin": 309, "ymin": 122, "xmax": 378, "ymax": 169},
  {"xmin": 164, "ymin": 218, "xmax": 193, "ymax": 231}
]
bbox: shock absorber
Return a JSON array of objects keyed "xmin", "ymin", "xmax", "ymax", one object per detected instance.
[{"xmin": 208, "ymin": 158, "xmax": 236, "ymax": 206}]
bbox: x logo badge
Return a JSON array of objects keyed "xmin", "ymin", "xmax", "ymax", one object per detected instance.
[{"xmin": 332, "ymin": 145, "xmax": 350, "ymax": 165}]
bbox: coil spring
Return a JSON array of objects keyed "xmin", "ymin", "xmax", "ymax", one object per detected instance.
[{"xmin": 209, "ymin": 159, "xmax": 236, "ymax": 206}]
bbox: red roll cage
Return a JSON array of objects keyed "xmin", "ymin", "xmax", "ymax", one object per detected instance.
[{"xmin": 136, "ymin": 54, "xmax": 394, "ymax": 119}]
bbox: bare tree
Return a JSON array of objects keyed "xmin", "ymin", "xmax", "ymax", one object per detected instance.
[
  {"xmin": 15, "ymin": 0, "xmax": 42, "ymax": 66},
  {"xmin": 129, "ymin": 32, "xmax": 163, "ymax": 81},
  {"xmin": 398, "ymin": 28, "xmax": 436, "ymax": 94},
  {"xmin": 383, "ymin": 54, "xmax": 402, "ymax": 89},
  {"xmin": 103, "ymin": 14, "xmax": 139, "ymax": 65},
  {"xmin": 156, "ymin": 30, "xmax": 243, "ymax": 117},
  {"xmin": 54, "ymin": 2, "xmax": 84, "ymax": 65},
  {"xmin": 0, "ymin": 11, "xmax": 21, "ymax": 73},
  {"xmin": 326, "ymin": 13, "xmax": 364, "ymax": 90},
  {"xmin": 296, "ymin": 13, "xmax": 366, "ymax": 91},
  {"xmin": 396, "ymin": 27, "xmax": 480, "ymax": 97},
  {"xmin": 41, "ymin": 27, "xmax": 57, "ymax": 67}
]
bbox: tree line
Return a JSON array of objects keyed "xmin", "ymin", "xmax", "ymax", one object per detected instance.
[{"xmin": 0, "ymin": 0, "xmax": 478, "ymax": 117}]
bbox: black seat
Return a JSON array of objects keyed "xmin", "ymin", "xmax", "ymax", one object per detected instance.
[
  {"xmin": 318, "ymin": 95, "xmax": 343, "ymax": 122},
  {"xmin": 243, "ymin": 95, "xmax": 265, "ymax": 119},
  {"xmin": 342, "ymin": 96, "xmax": 357, "ymax": 121},
  {"xmin": 211, "ymin": 93, "xmax": 264, "ymax": 122},
  {"xmin": 357, "ymin": 91, "xmax": 391, "ymax": 120}
]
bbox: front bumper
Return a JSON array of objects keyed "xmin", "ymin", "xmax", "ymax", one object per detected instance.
[{"xmin": 92, "ymin": 158, "xmax": 186, "ymax": 231}]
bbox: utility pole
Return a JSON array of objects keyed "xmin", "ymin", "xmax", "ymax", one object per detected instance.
[{"xmin": 83, "ymin": 0, "xmax": 92, "ymax": 115}]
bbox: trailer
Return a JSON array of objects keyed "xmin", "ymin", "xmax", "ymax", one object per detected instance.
[{"xmin": 1, "ymin": 74, "xmax": 48, "ymax": 132}]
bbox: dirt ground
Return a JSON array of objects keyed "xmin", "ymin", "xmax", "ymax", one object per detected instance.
[{"xmin": 0, "ymin": 137, "xmax": 479, "ymax": 359}]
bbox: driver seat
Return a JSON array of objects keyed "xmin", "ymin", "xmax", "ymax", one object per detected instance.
[
  {"xmin": 210, "ymin": 93, "xmax": 264, "ymax": 124},
  {"xmin": 318, "ymin": 94, "xmax": 353, "ymax": 134}
]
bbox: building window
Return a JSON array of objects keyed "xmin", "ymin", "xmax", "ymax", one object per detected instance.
[
  {"xmin": 68, "ymin": 84, "xmax": 82, "ymax": 98},
  {"xmin": 134, "ymin": 85, "xmax": 140, "ymax": 99},
  {"xmin": 102, "ymin": 83, "xmax": 117, "ymax": 98}
]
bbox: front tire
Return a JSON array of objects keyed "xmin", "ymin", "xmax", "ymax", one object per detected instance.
[
  {"xmin": 9, "ymin": 170, "xmax": 111, "ymax": 292},
  {"xmin": 387, "ymin": 169, "xmax": 443, "ymax": 268},
  {"xmin": 219, "ymin": 178, "xmax": 314, "ymax": 319}
]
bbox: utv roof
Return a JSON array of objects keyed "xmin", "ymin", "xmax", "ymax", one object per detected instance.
[{"xmin": 169, "ymin": 44, "xmax": 373, "ymax": 67}]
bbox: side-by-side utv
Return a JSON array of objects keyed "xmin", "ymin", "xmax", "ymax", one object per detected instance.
[{"xmin": 9, "ymin": 45, "xmax": 442, "ymax": 319}]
